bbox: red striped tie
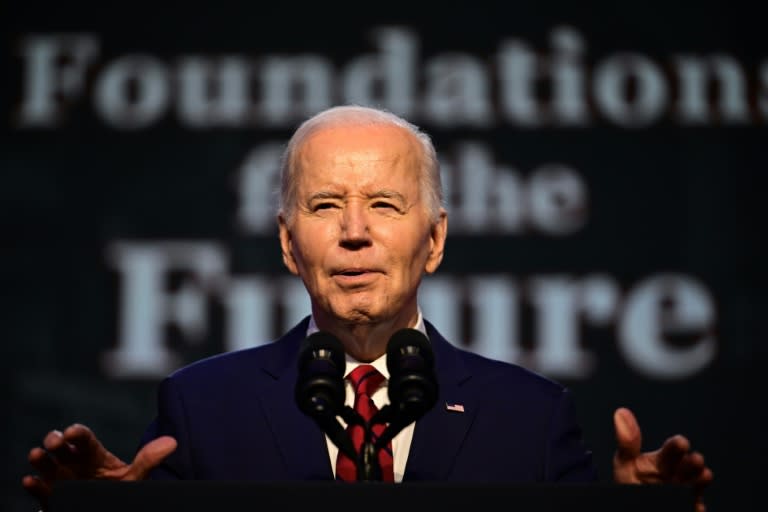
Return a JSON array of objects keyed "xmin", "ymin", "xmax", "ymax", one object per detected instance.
[{"xmin": 335, "ymin": 364, "xmax": 394, "ymax": 482}]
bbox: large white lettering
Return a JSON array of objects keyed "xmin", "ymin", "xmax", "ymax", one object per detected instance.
[
  {"xmin": 14, "ymin": 27, "xmax": 766, "ymax": 128},
  {"xmin": 235, "ymin": 141, "xmax": 589, "ymax": 236},
  {"xmin": 103, "ymin": 241, "xmax": 228, "ymax": 377},
  {"xmin": 103, "ymin": 241, "xmax": 717, "ymax": 381},
  {"xmin": 618, "ymin": 274, "xmax": 717, "ymax": 378},
  {"xmin": 17, "ymin": 34, "xmax": 99, "ymax": 126}
]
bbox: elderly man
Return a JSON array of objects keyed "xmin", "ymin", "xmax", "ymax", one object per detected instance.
[{"xmin": 23, "ymin": 105, "xmax": 713, "ymax": 510}]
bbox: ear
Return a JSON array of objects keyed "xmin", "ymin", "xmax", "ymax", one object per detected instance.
[
  {"xmin": 278, "ymin": 213, "xmax": 300, "ymax": 276},
  {"xmin": 424, "ymin": 209, "xmax": 448, "ymax": 274}
]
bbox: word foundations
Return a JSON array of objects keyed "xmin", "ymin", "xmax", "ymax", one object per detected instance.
[{"xmin": 15, "ymin": 26, "xmax": 768, "ymax": 130}]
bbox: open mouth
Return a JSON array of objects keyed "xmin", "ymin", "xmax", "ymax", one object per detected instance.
[
  {"xmin": 334, "ymin": 268, "xmax": 378, "ymax": 279},
  {"xmin": 332, "ymin": 269, "xmax": 379, "ymax": 287}
]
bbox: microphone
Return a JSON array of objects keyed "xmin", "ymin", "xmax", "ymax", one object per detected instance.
[
  {"xmin": 294, "ymin": 331, "xmax": 356, "ymax": 460},
  {"xmin": 374, "ymin": 328, "xmax": 438, "ymax": 448}
]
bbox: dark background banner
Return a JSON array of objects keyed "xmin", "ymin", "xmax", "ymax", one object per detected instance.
[{"xmin": 2, "ymin": 2, "xmax": 764, "ymax": 511}]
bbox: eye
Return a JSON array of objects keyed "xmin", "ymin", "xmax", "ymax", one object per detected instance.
[
  {"xmin": 372, "ymin": 201, "xmax": 398, "ymax": 211},
  {"xmin": 313, "ymin": 202, "xmax": 337, "ymax": 211}
]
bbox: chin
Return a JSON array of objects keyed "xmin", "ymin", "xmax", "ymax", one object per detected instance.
[{"xmin": 333, "ymin": 304, "xmax": 386, "ymax": 325}]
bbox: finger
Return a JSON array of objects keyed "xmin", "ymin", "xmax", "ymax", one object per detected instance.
[
  {"xmin": 675, "ymin": 451, "xmax": 706, "ymax": 483},
  {"xmin": 692, "ymin": 467, "xmax": 713, "ymax": 512},
  {"xmin": 42, "ymin": 430, "xmax": 79, "ymax": 466},
  {"xmin": 42, "ymin": 430, "xmax": 65, "ymax": 452},
  {"xmin": 656, "ymin": 435, "xmax": 690, "ymax": 478},
  {"xmin": 125, "ymin": 436, "xmax": 177, "ymax": 480},
  {"xmin": 613, "ymin": 407, "xmax": 642, "ymax": 460},
  {"xmin": 682, "ymin": 452, "xmax": 714, "ymax": 489},
  {"xmin": 62, "ymin": 423, "xmax": 97, "ymax": 446},
  {"xmin": 22, "ymin": 474, "xmax": 52, "ymax": 502},
  {"xmin": 698, "ymin": 466, "xmax": 714, "ymax": 487},
  {"xmin": 28, "ymin": 447, "xmax": 62, "ymax": 481},
  {"xmin": 62, "ymin": 424, "xmax": 105, "ymax": 463}
]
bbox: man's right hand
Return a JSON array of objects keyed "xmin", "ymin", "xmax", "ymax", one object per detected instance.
[{"xmin": 22, "ymin": 423, "xmax": 177, "ymax": 511}]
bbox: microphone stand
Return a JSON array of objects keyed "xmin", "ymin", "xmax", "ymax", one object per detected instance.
[
  {"xmin": 372, "ymin": 404, "xmax": 407, "ymax": 452},
  {"xmin": 359, "ymin": 404, "xmax": 413, "ymax": 481},
  {"xmin": 340, "ymin": 405, "xmax": 382, "ymax": 481},
  {"xmin": 337, "ymin": 404, "xmax": 430, "ymax": 482}
]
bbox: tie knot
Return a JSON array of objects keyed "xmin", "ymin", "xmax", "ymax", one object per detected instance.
[{"xmin": 348, "ymin": 364, "xmax": 384, "ymax": 397}]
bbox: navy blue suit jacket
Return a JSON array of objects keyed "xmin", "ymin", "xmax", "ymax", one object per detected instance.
[{"xmin": 140, "ymin": 316, "xmax": 597, "ymax": 482}]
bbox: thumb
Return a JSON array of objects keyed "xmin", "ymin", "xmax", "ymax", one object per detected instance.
[
  {"xmin": 126, "ymin": 436, "xmax": 177, "ymax": 480},
  {"xmin": 614, "ymin": 407, "xmax": 642, "ymax": 460}
]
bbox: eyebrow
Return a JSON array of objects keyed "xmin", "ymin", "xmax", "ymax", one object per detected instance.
[
  {"xmin": 370, "ymin": 190, "xmax": 407, "ymax": 203},
  {"xmin": 307, "ymin": 191, "xmax": 344, "ymax": 202}
]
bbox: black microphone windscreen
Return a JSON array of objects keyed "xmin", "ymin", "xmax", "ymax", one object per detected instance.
[
  {"xmin": 385, "ymin": 328, "xmax": 437, "ymax": 418},
  {"xmin": 299, "ymin": 331, "xmax": 346, "ymax": 371},
  {"xmin": 386, "ymin": 328, "xmax": 434, "ymax": 374},
  {"xmin": 295, "ymin": 331, "xmax": 346, "ymax": 418}
]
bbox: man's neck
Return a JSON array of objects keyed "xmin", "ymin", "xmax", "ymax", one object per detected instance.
[{"xmin": 307, "ymin": 309, "xmax": 426, "ymax": 363}]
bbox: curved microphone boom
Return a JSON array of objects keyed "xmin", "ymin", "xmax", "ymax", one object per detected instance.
[
  {"xmin": 294, "ymin": 331, "xmax": 356, "ymax": 460},
  {"xmin": 374, "ymin": 328, "xmax": 438, "ymax": 448}
]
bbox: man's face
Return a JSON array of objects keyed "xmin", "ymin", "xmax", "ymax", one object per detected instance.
[{"xmin": 278, "ymin": 123, "xmax": 447, "ymax": 329}]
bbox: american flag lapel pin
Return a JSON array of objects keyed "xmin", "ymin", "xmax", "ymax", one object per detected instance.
[{"xmin": 445, "ymin": 402, "xmax": 465, "ymax": 413}]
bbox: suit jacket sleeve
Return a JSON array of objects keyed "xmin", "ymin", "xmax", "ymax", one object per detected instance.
[
  {"xmin": 543, "ymin": 388, "xmax": 597, "ymax": 481},
  {"xmin": 139, "ymin": 375, "xmax": 194, "ymax": 479}
]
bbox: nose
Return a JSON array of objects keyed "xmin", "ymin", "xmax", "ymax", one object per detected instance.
[{"xmin": 340, "ymin": 202, "xmax": 372, "ymax": 249}]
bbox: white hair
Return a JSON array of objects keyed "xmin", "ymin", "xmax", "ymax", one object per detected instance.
[{"xmin": 278, "ymin": 105, "xmax": 444, "ymax": 223}]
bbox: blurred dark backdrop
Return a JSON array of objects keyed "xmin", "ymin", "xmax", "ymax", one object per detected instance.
[{"xmin": 2, "ymin": 1, "xmax": 764, "ymax": 511}]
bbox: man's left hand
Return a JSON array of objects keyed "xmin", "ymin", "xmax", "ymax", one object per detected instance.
[{"xmin": 612, "ymin": 407, "xmax": 713, "ymax": 512}]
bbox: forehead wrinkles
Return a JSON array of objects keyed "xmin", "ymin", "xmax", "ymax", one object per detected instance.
[
  {"xmin": 301, "ymin": 133, "xmax": 406, "ymax": 164},
  {"xmin": 301, "ymin": 123, "xmax": 418, "ymax": 160},
  {"xmin": 297, "ymin": 136, "xmax": 418, "ymax": 188}
]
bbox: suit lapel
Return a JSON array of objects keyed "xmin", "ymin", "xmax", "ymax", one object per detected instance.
[
  {"xmin": 403, "ymin": 322, "xmax": 475, "ymax": 480},
  {"xmin": 257, "ymin": 318, "xmax": 335, "ymax": 479}
]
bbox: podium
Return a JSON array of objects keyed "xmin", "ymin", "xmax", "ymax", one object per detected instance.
[{"xmin": 50, "ymin": 480, "xmax": 696, "ymax": 512}]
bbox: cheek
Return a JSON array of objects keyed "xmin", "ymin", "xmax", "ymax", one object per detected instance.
[
  {"xmin": 391, "ymin": 233, "xmax": 431, "ymax": 273},
  {"xmin": 294, "ymin": 234, "xmax": 332, "ymax": 275}
]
